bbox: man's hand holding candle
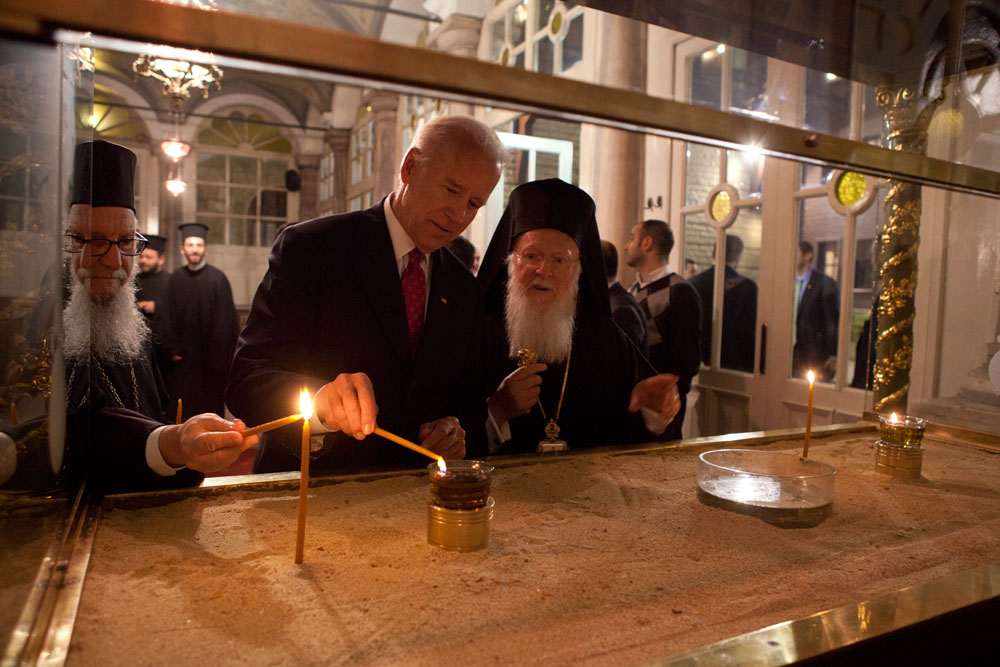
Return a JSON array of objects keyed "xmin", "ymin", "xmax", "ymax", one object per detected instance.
[
  {"xmin": 159, "ymin": 414, "xmax": 257, "ymax": 473},
  {"xmin": 418, "ymin": 417, "xmax": 466, "ymax": 460},
  {"xmin": 629, "ymin": 374, "xmax": 681, "ymax": 435},
  {"xmin": 487, "ymin": 363, "xmax": 547, "ymax": 427},
  {"xmin": 314, "ymin": 372, "xmax": 379, "ymax": 439}
]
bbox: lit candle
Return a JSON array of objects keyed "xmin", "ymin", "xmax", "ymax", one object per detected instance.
[
  {"xmin": 803, "ymin": 370, "xmax": 815, "ymax": 458},
  {"xmin": 175, "ymin": 398, "xmax": 182, "ymax": 424},
  {"xmin": 242, "ymin": 413, "xmax": 302, "ymax": 438},
  {"xmin": 295, "ymin": 388, "xmax": 313, "ymax": 564},
  {"xmin": 373, "ymin": 427, "xmax": 444, "ymax": 466}
]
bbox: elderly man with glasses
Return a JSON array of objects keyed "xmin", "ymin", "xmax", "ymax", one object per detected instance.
[
  {"xmin": 58, "ymin": 140, "xmax": 254, "ymax": 492},
  {"xmin": 477, "ymin": 179, "xmax": 681, "ymax": 455}
]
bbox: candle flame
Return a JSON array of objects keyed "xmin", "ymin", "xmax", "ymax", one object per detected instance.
[
  {"xmin": 299, "ymin": 389, "xmax": 313, "ymax": 421},
  {"xmin": 806, "ymin": 370, "xmax": 815, "ymax": 384},
  {"xmin": 437, "ymin": 458, "xmax": 447, "ymax": 473},
  {"xmin": 890, "ymin": 412, "xmax": 898, "ymax": 424}
]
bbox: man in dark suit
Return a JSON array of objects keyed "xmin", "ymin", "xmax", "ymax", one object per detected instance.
[
  {"xmin": 793, "ymin": 241, "xmax": 840, "ymax": 381},
  {"xmin": 227, "ymin": 116, "xmax": 504, "ymax": 473},
  {"xmin": 601, "ymin": 239, "xmax": 647, "ymax": 354}
]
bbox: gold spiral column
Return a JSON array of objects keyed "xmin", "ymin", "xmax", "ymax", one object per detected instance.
[{"xmin": 872, "ymin": 85, "xmax": 943, "ymax": 413}]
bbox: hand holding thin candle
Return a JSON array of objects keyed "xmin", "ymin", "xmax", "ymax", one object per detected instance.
[
  {"xmin": 313, "ymin": 372, "xmax": 377, "ymax": 439},
  {"xmin": 803, "ymin": 370, "xmax": 815, "ymax": 458},
  {"xmin": 158, "ymin": 414, "xmax": 257, "ymax": 473}
]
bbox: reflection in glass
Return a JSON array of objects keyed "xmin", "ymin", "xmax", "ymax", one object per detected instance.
[
  {"xmin": 685, "ymin": 144, "xmax": 721, "ymax": 206},
  {"xmin": 727, "ymin": 148, "xmax": 763, "ymax": 198},
  {"xmin": 794, "ymin": 199, "xmax": 844, "ymax": 383},
  {"xmin": 805, "ymin": 70, "xmax": 851, "ymax": 137},
  {"xmin": 690, "ymin": 48, "xmax": 722, "ymax": 109},
  {"xmin": 563, "ymin": 14, "xmax": 584, "ymax": 70},
  {"xmin": 535, "ymin": 35, "xmax": 554, "ymax": 75},
  {"xmin": 729, "ymin": 48, "xmax": 768, "ymax": 115},
  {"xmin": 849, "ymin": 201, "xmax": 880, "ymax": 389}
]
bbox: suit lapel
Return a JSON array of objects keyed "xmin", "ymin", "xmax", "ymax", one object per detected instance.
[
  {"xmin": 417, "ymin": 250, "xmax": 450, "ymax": 364},
  {"xmin": 354, "ymin": 202, "xmax": 412, "ymax": 367}
]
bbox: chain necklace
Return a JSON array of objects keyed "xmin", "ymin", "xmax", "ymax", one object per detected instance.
[
  {"xmin": 92, "ymin": 355, "xmax": 140, "ymax": 411},
  {"xmin": 535, "ymin": 342, "xmax": 571, "ymax": 441}
]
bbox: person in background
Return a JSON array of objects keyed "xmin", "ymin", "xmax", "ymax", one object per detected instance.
[
  {"xmin": 689, "ymin": 234, "xmax": 758, "ymax": 372},
  {"xmin": 793, "ymin": 241, "xmax": 839, "ymax": 381},
  {"xmin": 601, "ymin": 239, "xmax": 647, "ymax": 354},
  {"xmin": 167, "ymin": 222, "xmax": 239, "ymax": 416},
  {"xmin": 448, "ymin": 234, "xmax": 480, "ymax": 274},
  {"xmin": 479, "ymin": 179, "xmax": 679, "ymax": 455},
  {"xmin": 135, "ymin": 233, "xmax": 176, "ymax": 374},
  {"xmin": 684, "ymin": 258, "xmax": 698, "ymax": 280},
  {"xmin": 624, "ymin": 219, "xmax": 701, "ymax": 441},
  {"xmin": 227, "ymin": 116, "xmax": 503, "ymax": 473}
]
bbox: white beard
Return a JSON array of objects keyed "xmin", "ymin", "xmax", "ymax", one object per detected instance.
[
  {"xmin": 504, "ymin": 269, "xmax": 578, "ymax": 364},
  {"xmin": 63, "ymin": 268, "xmax": 149, "ymax": 364}
]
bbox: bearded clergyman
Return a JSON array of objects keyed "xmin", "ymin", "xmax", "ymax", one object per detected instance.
[
  {"xmin": 58, "ymin": 140, "xmax": 255, "ymax": 492},
  {"xmin": 477, "ymin": 178, "xmax": 681, "ymax": 455}
]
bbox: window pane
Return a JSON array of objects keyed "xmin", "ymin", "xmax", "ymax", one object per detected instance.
[
  {"xmin": 230, "ymin": 156, "xmax": 257, "ymax": 185},
  {"xmin": 536, "ymin": 0, "xmax": 555, "ymax": 31},
  {"xmin": 196, "ymin": 184, "xmax": 225, "ymax": 214},
  {"xmin": 197, "ymin": 215, "xmax": 226, "ymax": 246},
  {"xmin": 793, "ymin": 198, "xmax": 844, "ymax": 384},
  {"xmin": 805, "ymin": 69, "xmax": 852, "ymax": 137},
  {"xmin": 229, "ymin": 187, "xmax": 257, "ymax": 216},
  {"xmin": 196, "ymin": 153, "xmax": 226, "ymax": 182},
  {"xmin": 0, "ymin": 126, "xmax": 27, "ymax": 161},
  {"xmin": 800, "ymin": 163, "xmax": 835, "ymax": 188},
  {"xmin": 690, "ymin": 49, "xmax": 722, "ymax": 109},
  {"xmin": 848, "ymin": 194, "xmax": 881, "ymax": 389},
  {"xmin": 510, "ymin": 1, "xmax": 527, "ymax": 46},
  {"xmin": 261, "ymin": 159, "xmax": 286, "ymax": 188},
  {"xmin": 726, "ymin": 149, "xmax": 763, "ymax": 198},
  {"xmin": 535, "ymin": 36, "xmax": 553, "ymax": 75},
  {"xmin": 489, "ymin": 18, "xmax": 505, "ymax": 61},
  {"xmin": 562, "ymin": 14, "xmax": 584, "ymax": 70},
  {"xmin": 514, "ymin": 49, "xmax": 525, "ymax": 69},
  {"xmin": 685, "ymin": 143, "xmax": 721, "ymax": 206},
  {"xmin": 860, "ymin": 84, "xmax": 883, "ymax": 144},
  {"xmin": 719, "ymin": 206, "xmax": 761, "ymax": 372},
  {"xmin": 260, "ymin": 189, "xmax": 287, "ymax": 218},
  {"xmin": 729, "ymin": 48, "xmax": 768, "ymax": 114},
  {"xmin": 261, "ymin": 219, "xmax": 283, "ymax": 248},
  {"xmin": 229, "ymin": 217, "xmax": 255, "ymax": 246}
]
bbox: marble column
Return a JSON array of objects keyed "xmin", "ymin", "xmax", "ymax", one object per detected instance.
[
  {"xmin": 295, "ymin": 154, "xmax": 321, "ymax": 221},
  {"xmin": 323, "ymin": 129, "xmax": 350, "ymax": 215},
  {"xmin": 591, "ymin": 13, "xmax": 646, "ymax": 264},
  {"xmin": 367, "ymin": 91, "xmax": 400, "ymax": 197}
]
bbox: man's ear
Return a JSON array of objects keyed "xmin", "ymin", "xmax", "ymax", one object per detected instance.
[
  {"xmin": 640, "ymin": 235, "xmax": 653, "ymax": 253},
  {"xmin": 400, "ymin": 148, "xmax": 419, "ymax": 185}
]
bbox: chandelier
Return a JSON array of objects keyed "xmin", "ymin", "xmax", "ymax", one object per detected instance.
[{"xmin": 132, "ymin": 46, "xmax": 223, "ymax": 196}]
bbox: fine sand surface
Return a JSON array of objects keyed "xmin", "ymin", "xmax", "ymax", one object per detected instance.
[{"xmin": 68, "ymin": 434, "xmax": 1000, "ymax": 666}]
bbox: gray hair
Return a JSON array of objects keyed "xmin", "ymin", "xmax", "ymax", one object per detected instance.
[{"xmin": 407, "ymin": 115, "xmax": 504, "ymax": 170}]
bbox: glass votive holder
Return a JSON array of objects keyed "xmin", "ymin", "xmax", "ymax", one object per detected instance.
[
  {"xmin": 427, "ymin": 460, "xmax": 493, "ymax": 510},
  {"xmin": 878, "ymin": 414, "xmax": 927, "ymax": 449}
]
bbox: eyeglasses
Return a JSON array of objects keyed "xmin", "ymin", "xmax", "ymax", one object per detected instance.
[
  {"xmin": 63, "ymin": 233, "xmax": 148, "ymax": 257},
  {"xmin": 514, "ymin": 250, "xmax": 579, "ymax": 272}
]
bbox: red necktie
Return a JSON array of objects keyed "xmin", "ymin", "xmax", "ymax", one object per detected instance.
[{"xmin": 402, "ymin": 248, "xmax": 425, "ymax": 356}]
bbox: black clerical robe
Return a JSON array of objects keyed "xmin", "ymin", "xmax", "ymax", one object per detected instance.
[
  {"xmin": 167, "ymin": 264, "xmax": 239, "ymax": 415},
  {"xmin": 65, "ymin": 343, "xmax": 202, "ymax": 493},
  {"xmin": 136, "ymin": 269, "xmax": 175, "ymax": 372},
  {"xmin": 484, "ymin": 310, "xmax": 656, "ymax": 455}
]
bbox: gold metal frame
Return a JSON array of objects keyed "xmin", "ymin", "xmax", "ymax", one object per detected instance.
[{"xmin": 0, "ymin": 0, "xmax": 998, "ymax": 198}]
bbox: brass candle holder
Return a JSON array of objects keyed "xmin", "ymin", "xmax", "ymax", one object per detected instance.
[
  {"xmin": 875, "ymin": 414, "xmax": 927, "ymax": 480},
  {"xmin": 427, "ymin": 460, "xmax": 494, "ymax": 551}
]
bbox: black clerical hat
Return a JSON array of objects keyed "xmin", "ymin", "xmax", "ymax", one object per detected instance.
[
  {"xmin": 70, "ymin": 140, "xmax": 137, "ymax": 212},
  {"xmin": 478, "ymin": 178, "xmax": 610, "ymax": 318},
  {"xmin": 144, "ymin": 234, "xmax": 167, "ymax": 254},
  {"xmin": 178, "ymin": 222, "xmax": 208, "ymax": 241}
]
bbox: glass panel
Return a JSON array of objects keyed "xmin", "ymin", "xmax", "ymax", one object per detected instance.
[
  {"xmin": 196, "ymin": 184, "xmax": 225, "ymax": 214},
  {"xmin": 260, "ymin": 189, "xmax": 287, "ymax": 218},
  {"xmin": 489, "ymin": 18, "xmax": 505, "ymax": 61},
  {"xmin": 534, "ymin": 151, "xmax": 560, "ymax": 181},
  {"xmin": 197, "ymin": 215, "xmax": 226, "ymax": 246},
  {"xmin": 726, "ymin": 148, "xmax": 763, "ymax": 198},
  {"xmin": 510, "ymin": 1, "xmax": 528, "ymax": 46},
  {"xmin": 230, "ymin": 156, "xmax": 257, "ymax": 185},
  {"xmin": 0, "ymin": 199, "xmax": 25, "ymax": 230},
  {"xmin": 848, "ymin": 198, "xmax": 881, "ymax": 389},
  {"xmin": 804, "ymin": 69, "xmax": 852, "ymax": 137},
  {"xmin": 800, "ymin": 163, "xmax": 835, "ymax": 188},
  {"xmin": 537, "ymin": 0, "xmax": 555, "ymax": 31},
  {"xmin": 690, "ymin": 47, "xmax": 723, "ymax": 109},
  {"xmin": 860, "ymin": 83, "xmax": 883, "ymax": 144},
  {"xmin": 513, "ymin": 50, "xmax": 525, "ymax": 69},
  {"xmin": 685, "ymin": 143, "xmax": 721, "ymax": 206},
  {"xmin": 535, "ymin": 36, "xmax": 554, "ymax": 75},
  {"xmin": 261, "ymin": 219, "xmax": 283, "ymax": 248},
  {"xmin": 229, "ymin": 187, "xmax": 257, "ymax": 216},
  {"xmin": 719, "ymin": 206, "xmax": 761, "ymax": 372},
  {"xmin": 196, "ymin": 153, "xmax": 226, "ymax": 182},
  {"xmin": 729, "ymin": 48, "xmax": 768, "ymax": 114},
  {"xmin": 228, "ymin": 217, "xmax": 254, "ymax": 246},
  {"xmin": 562, "ymin": 14, "xmax": 584, "ymax": 71},
  {"xmin": 261, "ymin": 159, "xmax": 287, "ymax": 187},
  {"xmin": 682, "ymin": 211, "xmax": 715, "ymax": 293},
  {"xmin": 793, "ymin": 198, "xmax": 845, "ymax": 384}
]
